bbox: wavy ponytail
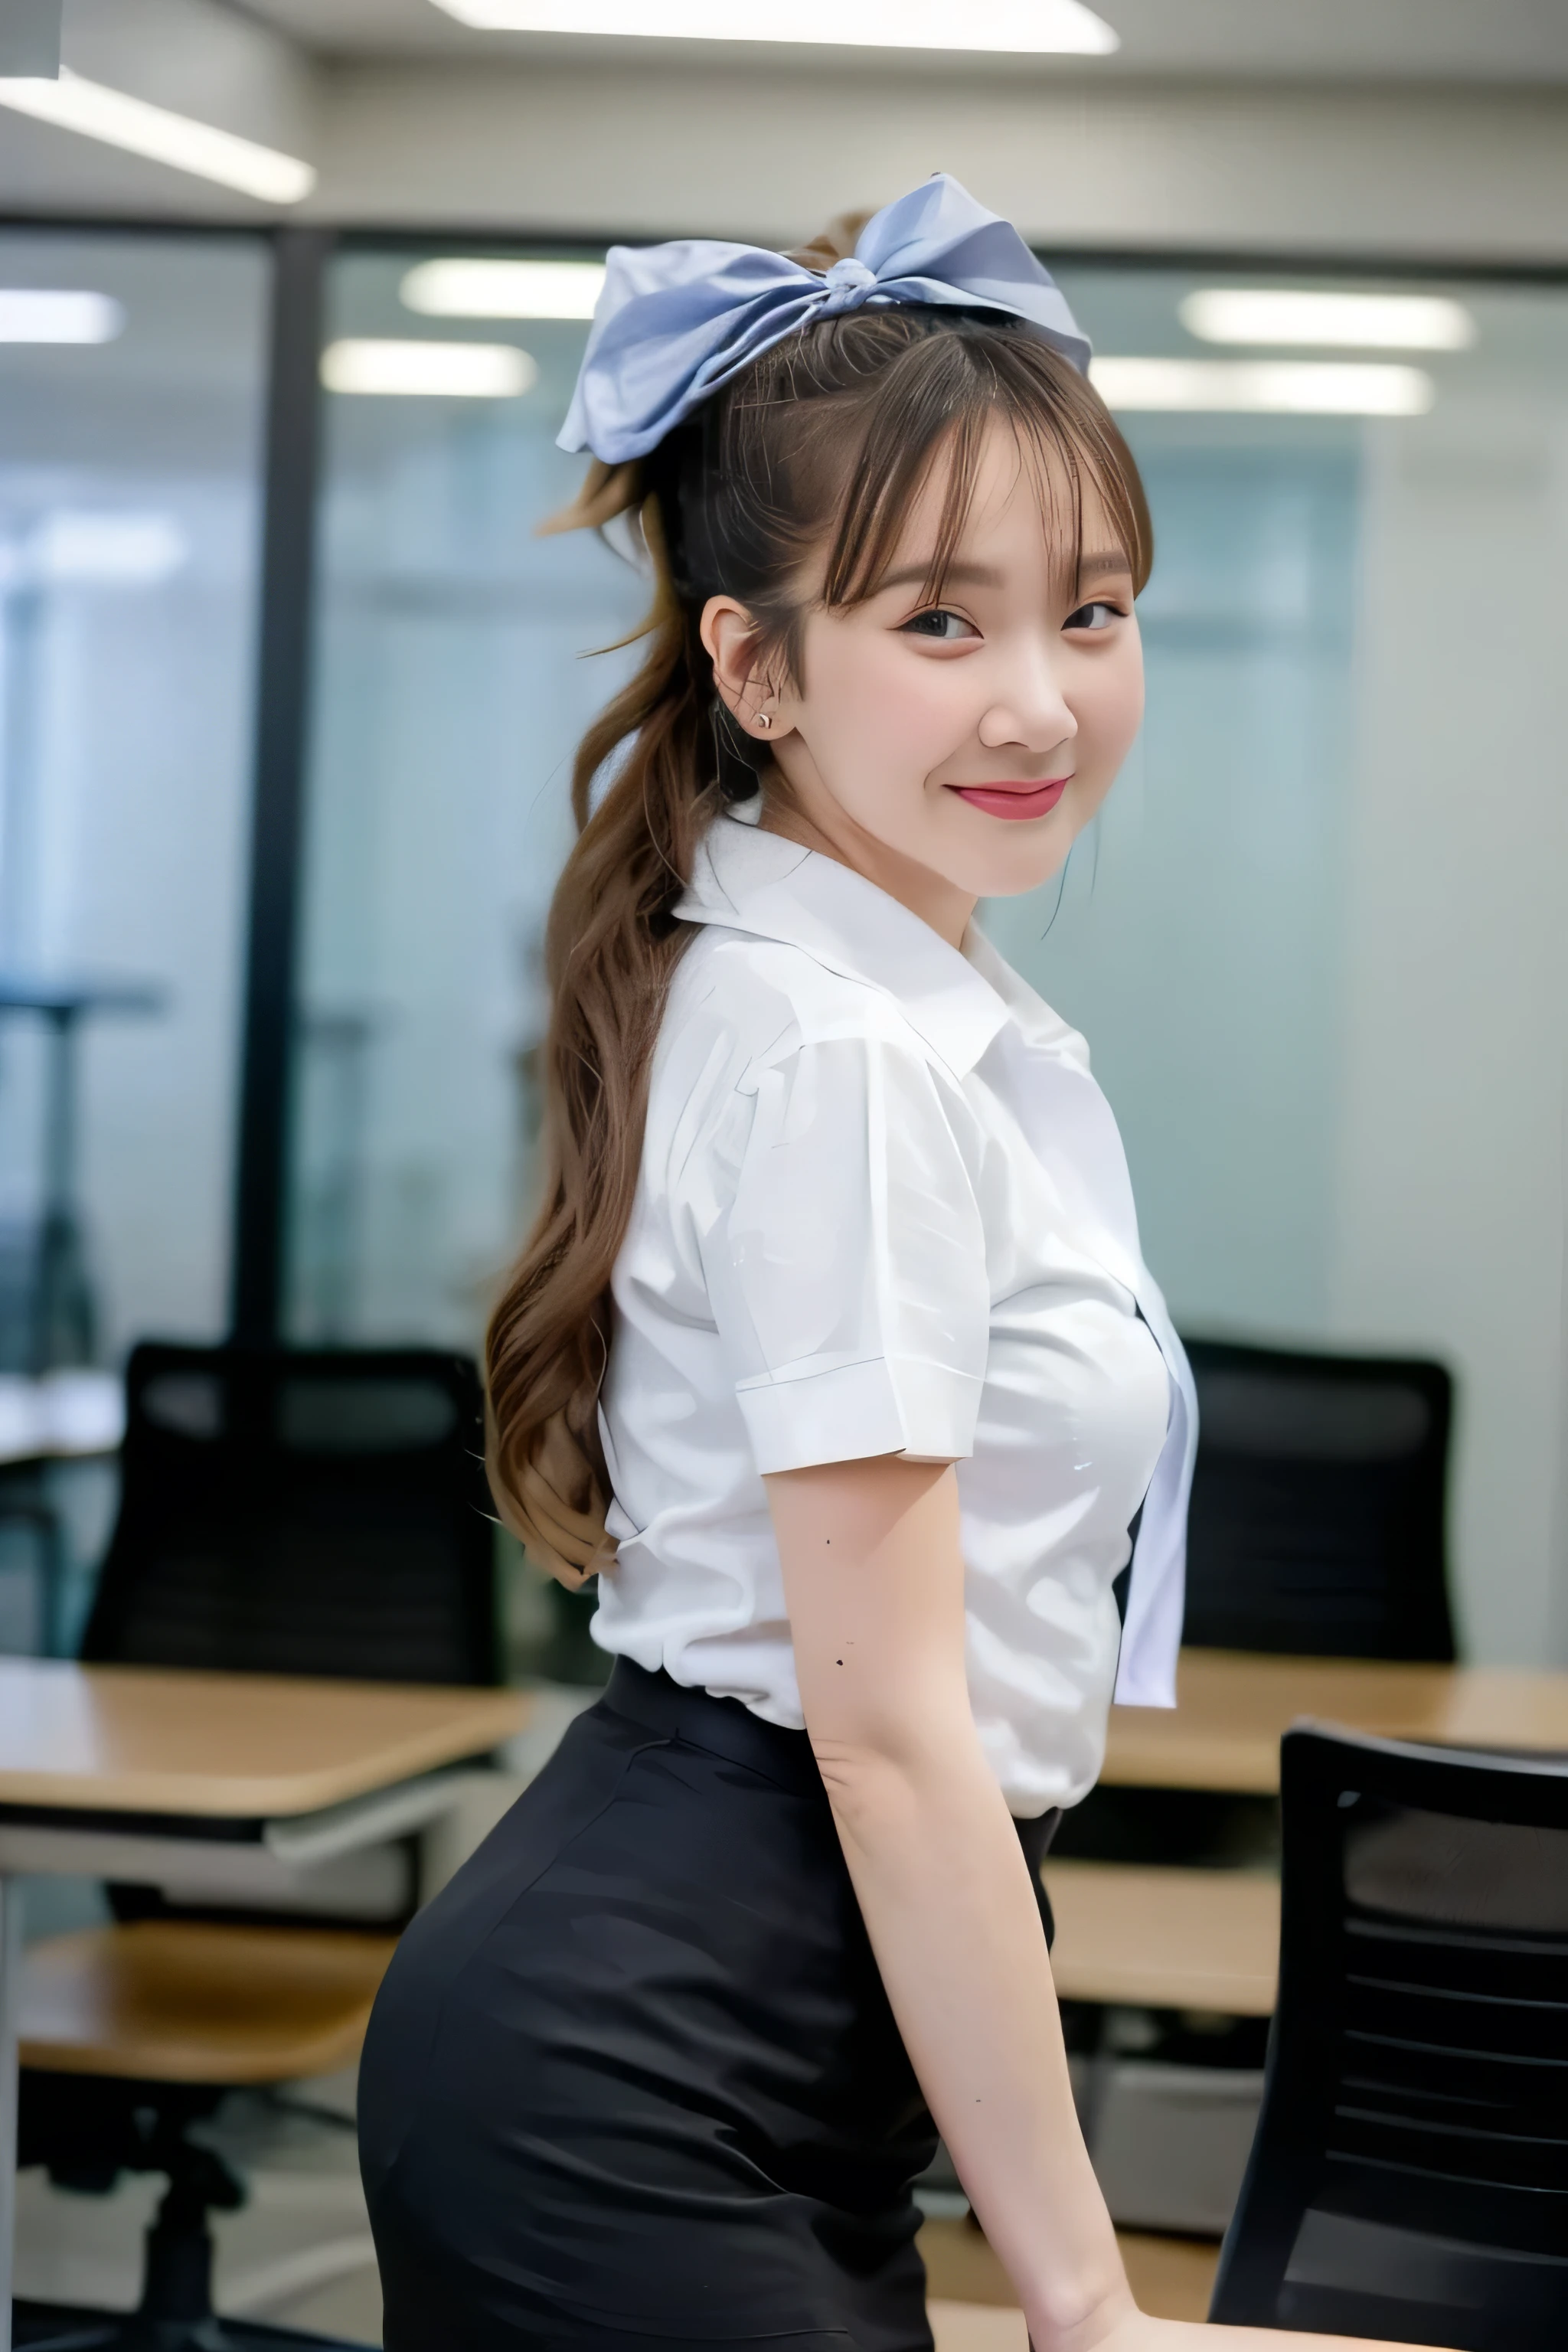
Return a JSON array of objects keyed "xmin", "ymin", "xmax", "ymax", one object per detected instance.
[
  {"xmin": 484, "ymin": 537, "xmax": 720, "ymax": 1579},
  {"xmin": 486, "ymin": 260, "xmax": 1153, "ymax": 1585}
]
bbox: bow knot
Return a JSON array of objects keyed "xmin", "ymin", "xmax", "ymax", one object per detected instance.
[
  {"xmin": 560, "ymin": 174, "xmax": 1090, "ymax": 468},
  {"xmin": 822, "ymin": 256, "xmax": 878, "ymax": 301}
]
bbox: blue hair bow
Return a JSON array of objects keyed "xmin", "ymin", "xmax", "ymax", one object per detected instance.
[{"xmin": 558, "ymin": 174, "xmax": 1090, "ymax": 468}]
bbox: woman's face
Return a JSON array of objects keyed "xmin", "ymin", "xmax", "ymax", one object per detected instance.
[{"xmin": 703, "ymin": 413, "xmax": 1145, "ymax": 946}]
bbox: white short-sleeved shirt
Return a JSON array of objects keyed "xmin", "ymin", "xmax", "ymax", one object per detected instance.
[{"xmin": 594, "ymin": 809, "xmax": 1197, "ymax": 1814}]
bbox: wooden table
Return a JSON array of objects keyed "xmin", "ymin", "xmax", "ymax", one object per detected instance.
[
  {"xmin": 1043, "ymin": 1651, "xmax": 1568, "ymax": 2024},
  {"xmin": 1102, "ymin": 1648, "xmax": 1568, "ymax": 1794},
  {"xmin": 1047, "ymin": 1861, "xmax": 1279, "ymax": 2016},
  {"xmin": 0, "ymin": 1659, "xmax": 526, "ymax": 2351}
]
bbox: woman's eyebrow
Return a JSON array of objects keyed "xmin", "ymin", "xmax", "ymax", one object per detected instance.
[
  {"xmin": 877, "ymin": 559, "xmax": 1005, "ymax": 593},
  {"xmin": 877, "ymin": 550, "xmax": 1131, "ymax": 594}
]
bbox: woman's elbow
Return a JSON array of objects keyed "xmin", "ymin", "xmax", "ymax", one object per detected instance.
[{"xmin": 808, "ymin": 1712, "xmax": 978, "ymax": 1838}]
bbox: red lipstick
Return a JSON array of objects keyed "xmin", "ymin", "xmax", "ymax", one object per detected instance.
[{"xmin": 947, "ymin": 777, "xmax": 1070, "ymax": 822}]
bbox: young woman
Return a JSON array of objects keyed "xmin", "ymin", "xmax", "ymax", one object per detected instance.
[{"xmin": 358, "ymin": 178, "xmax": 1450, "ymax": 2352}]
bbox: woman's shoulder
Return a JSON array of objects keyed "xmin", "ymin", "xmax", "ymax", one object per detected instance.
[
  {"xmin": 665, "ymin": 921, "xmax": 943, "ymax": 1080},
  {"xmin": 644, "ymin": 927, "xmax": 972, "ymax": 1210}
]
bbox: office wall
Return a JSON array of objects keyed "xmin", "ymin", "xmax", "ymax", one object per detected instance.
[{"xmin": 314, "ymin": 67, "xmax": 1568, "ymax": 266}]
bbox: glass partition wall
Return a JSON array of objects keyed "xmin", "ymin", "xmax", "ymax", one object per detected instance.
[
  {"xmin": 0, "ymin": 229, "xmax": 269, "ymax": 1651},
  {"xmin": 1011, "ymin": 269, "xmax": 1568, "ymax": 1669},
  {"xmin": 289, "ymin": 249, "xmax": 1568, "ymax": 1668},
  {"xmin": 0, "ymin": 230, "xmax": 268, "ymax": 1365},
  {"xmin": 5, "ymin": 226, "xmax": 1560, "ymax": 1670},
  {"xmin": 288, "ymin": 249, "xmax": 645, "ymax": 1350}
]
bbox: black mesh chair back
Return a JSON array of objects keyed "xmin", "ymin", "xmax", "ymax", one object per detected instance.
[
  {"xmin": 1181, "ymin": 1337, "xmax": 1454, "ymax": 1659},
  {"xmin": 83, "ymin": 1341, "xmax": 499, "ymax": 1686},
  {"xmin": 1211, "ymin": 1725, "xmax": 1568, "ymax": 2348}
]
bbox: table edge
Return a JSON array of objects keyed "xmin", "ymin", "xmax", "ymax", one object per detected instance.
[{"xmin": 0, "ymin": 1692, "xmax": 529, "ymax": 1820}]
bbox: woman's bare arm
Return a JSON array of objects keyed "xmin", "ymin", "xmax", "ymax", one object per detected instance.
[{"xmin": 766, "ymin": 1452, "xmax": 1454, "ymax": 2352}]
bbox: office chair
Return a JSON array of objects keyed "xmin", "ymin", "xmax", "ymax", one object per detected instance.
[
  {"xmin": 80, "ymin": 1341, "xmax": 498, "ymax": 1684},
  {"xmin": 17, "ymin": 1341, "xmax": 500, "ymax": 2350},
  {"xmin": 1210, "ymin": 1723, "xmax": 1568, "ymax": 2348},
  {"xmin": 0, "ymin": 1459, "xmax": 68, "ymax": 1655},
  {"xmin": 1181, "ymin": 1338, "xmax": 1455, "ymax": 1660}
]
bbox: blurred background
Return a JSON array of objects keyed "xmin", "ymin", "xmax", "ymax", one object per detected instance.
[
  {"xmin": 3, "ymin": 6, "xmax": 1568, "ymax": 2349},
  {"xmin": 2, "ymin": 0, "xmax": 1563, "ymax": 1670}
]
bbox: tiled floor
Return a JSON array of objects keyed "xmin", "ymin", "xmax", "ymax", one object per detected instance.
[{"xmin": 18, "ymin": 2075, "xmax": 1220, "ymax": 2349}]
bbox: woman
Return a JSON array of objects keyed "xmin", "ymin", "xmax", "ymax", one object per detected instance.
[{"xmin": 358, "ymin": 178, "xmax": 1449, "ymax": 2352}]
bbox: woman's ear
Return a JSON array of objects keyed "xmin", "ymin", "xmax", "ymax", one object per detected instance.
[{"xmin": 701, "ymin": 596, "xmax": 793, "ymax": 742}]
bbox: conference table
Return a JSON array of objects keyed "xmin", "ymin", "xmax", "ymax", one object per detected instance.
[
  {"xmin": 6, "ymin": 1650, "xmax": 1568, "ymax": 2336},
  {"xmin": 1101, "ymin": 1646, "xmax": 1568, "ymax": 1792},
  {"xmin": 0, "ymin": 1658, "xmax": 527, "ymax": 2352},
  {"xmin": 1045, "ymin": 1648, "xmax": 1568, "ymax": 2021}
]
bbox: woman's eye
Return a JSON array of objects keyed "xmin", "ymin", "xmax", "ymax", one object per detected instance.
[
  {"xmin": 901, "ymin": 607, "xmax": 979, "ymax": 642},
  {"xmin": 1063, "ymin": 600, "xmax": 1122, "ymax": 632}
]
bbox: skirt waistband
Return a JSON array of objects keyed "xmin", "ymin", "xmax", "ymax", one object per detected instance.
[
  {"xmin": 599, "ymin": 1660, "xmax": 1064, "ymax": 1881},
  {"xmin": 600, "ymin": 1658, "xmax": 826, "ymax": 1797}
]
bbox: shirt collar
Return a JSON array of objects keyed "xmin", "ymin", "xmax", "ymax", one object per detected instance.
[{"xmin": 675, "ymin": 809, "xmax": 1085, "ymax": 1081}]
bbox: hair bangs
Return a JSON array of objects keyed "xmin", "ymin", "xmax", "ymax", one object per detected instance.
[{"xmin": 815, "ymin": 327, "xmax": 1152, "ymax": 623}]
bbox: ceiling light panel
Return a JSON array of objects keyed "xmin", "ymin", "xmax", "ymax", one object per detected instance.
[
  {"xmin": 402, "ymin": 259, "xmax": 607, "ymax": 320},
  {"xmin": 1090, "ymin": 358, "xmax": 1435, "ymax": 416},
  {"xmin": 430, "ymin": 0, "xmax": 1119, "ymax": 53},
  {"xmin": 0, "ymin": 67, "xmax": 315, "ymax": 204},
  {"xmin": 321, "ymin": 340, "xmax": 539, "ymax": 397},
  {"xmin": 1181, "ymin": 289, "xmax": 1475, "ymax": 352},
  {"xmin": 0, "ymin": 289, "xmax": 123, "ymax": 342},
  {"xmin": 31, "ymin": 513, "xmax": 188, "ymax": 586}
]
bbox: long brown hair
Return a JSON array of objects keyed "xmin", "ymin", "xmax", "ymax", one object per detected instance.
[{"xmin": 486, "ymin": 244, "xmax": 1153, "ymax": 1583}]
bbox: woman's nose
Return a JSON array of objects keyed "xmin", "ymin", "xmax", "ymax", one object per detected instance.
[{"xmin": 978, "ymin": 648, "xmax": 1076, "ymax": 753}]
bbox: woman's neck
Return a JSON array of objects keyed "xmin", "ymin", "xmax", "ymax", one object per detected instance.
[{"xmin": 754, "ymin": 784, "xmax": 977, "ymax": 952}]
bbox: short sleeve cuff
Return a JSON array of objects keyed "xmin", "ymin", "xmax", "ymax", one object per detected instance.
[{"xmin": 737, "ymin": 1354, "xmax": 982, "ymax": 1475}]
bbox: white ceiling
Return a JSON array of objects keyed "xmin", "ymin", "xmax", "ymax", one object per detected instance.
[{"xmin": 234, "ymin": 0, "xmax": 1568, "ymax": 83}]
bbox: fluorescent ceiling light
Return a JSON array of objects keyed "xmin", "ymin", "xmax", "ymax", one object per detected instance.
[
  {"xmin": 0, "ymin": 288, "xmax": 123, "ymax": 343},
  {"xmin": 35, "ymin": 511, "xmax": 188, "ymax": 584},
  {"xmin": 402, "ymin": 258, "xmax": 607, "ymax": 321},
  {"xmin": 321, "ymin": 338, "xmax": 539, "ymax": 397},
  {"xmin": 0, "ymin": 67, "xmax": 315, "ymax": 204},
  {"xmin": 1089, "ymin": 358, "xmax": 1434, "ymax": 417},
  {"xmin": 0, "ymin": 511, "xmax": 188, "ymax": 589},
  {"xmin": 1180, "ymin": 289, "xmax": 1475, "ymax": 353},
  {"xmin": 431, "ymin": 0, "xmax": 1119, "ymax": 53}
]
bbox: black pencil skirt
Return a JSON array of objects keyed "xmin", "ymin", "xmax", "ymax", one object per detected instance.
[{"xmin": 358, "ymin": 1658, "xmax": 1057, "ymax": 2351}]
